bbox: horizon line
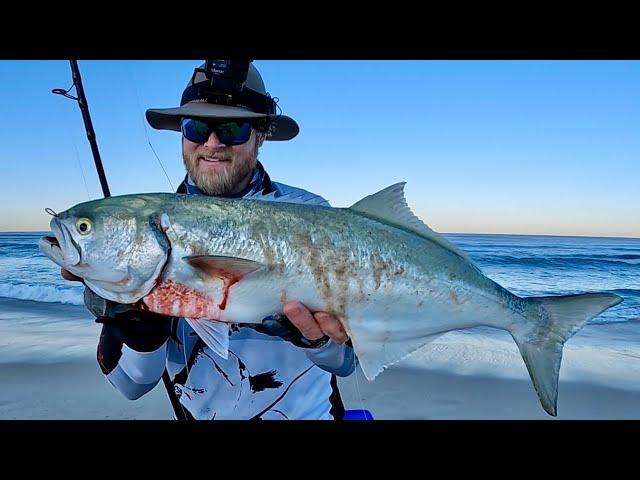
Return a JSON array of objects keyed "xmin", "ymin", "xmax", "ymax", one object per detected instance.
[{"xmin": 2, "ymin": 229, "xmax": 638, "ymax": 241}]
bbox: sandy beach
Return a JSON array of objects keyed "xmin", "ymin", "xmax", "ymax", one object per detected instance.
[{"xmin": 1, "ymin": 297, "xmax": 640, "ymax": 420}]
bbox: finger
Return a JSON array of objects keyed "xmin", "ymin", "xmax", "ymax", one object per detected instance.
[
  {"xmin": 283, "ymin": 301, "xmax": 325, "ymax": 340},
  {"xmin": 61, "ymin": 268, "xmax": 83, "ymax": 282},
  {"xmin": 314, "ymin": 312, "xmax": 349, "ymax": 344}
]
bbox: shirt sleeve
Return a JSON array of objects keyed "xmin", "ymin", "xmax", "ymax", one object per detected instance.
[
  {"xmin": 97, "ymin": 322, "xmax": 168, "ymax": 400},
  {"xmin": 305, "ymin": 340, "xmax": 358, "ymax": 377},
  {"xmin": 104, "ymin": 342, "xmax": 168, "ymax": 400}
]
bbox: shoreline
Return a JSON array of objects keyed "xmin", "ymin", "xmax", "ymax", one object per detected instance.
[
  {"xmin": 1, "ymin": 357, "xmax": 639, "ymax": 419},
  {"xmin": 1, "ymin": 296, "xmax": 639, "ymax": 419}
]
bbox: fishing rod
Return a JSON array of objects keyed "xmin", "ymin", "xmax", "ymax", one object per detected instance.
[
  {"xmin": 52, "ymin": 61, "xmax": 111, "ymax": 198},
  {"xmin": 52, "ymin": 60, "xmax": 188, "ymax": 421}
]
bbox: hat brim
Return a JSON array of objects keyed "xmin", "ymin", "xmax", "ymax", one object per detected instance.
[{"xmin": 145, "ymin": 101, "xmax": 299, "ymax": 141}]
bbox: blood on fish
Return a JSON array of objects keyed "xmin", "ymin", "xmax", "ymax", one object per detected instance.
[
  {"xmin": 183, "ymin": 257, "xmax": 247, "ymax": 311},
  {"xmin": 216, "ymin": 272, "xmax": 240, "ymax": 310},
  {"xmin": 143, "ymin": 280, "xmax": 218, "ymax": 318}
]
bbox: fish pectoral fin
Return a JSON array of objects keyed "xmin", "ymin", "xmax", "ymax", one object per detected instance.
[
  {"xmin": 183, "ymin": 255, "xmax": 265, "ymax": 282},
  {"xmin": 184, "ymin": 318, "xmax": 231, "ymax": 359}
]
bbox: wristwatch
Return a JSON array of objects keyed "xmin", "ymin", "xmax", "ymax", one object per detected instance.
[{"xmin": 259, "ymin": 313, "xmax": 330, "ymax": 349}]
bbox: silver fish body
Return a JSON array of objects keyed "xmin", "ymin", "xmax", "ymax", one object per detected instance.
[{"xmin": 39, "ymin": 184, "xmax": 622, "ymax": 416}]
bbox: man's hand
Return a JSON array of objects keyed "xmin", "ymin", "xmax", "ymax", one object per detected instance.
[
  {"xmin": 61, "ymin": 268, "xmax": 131, "ymax": 319},
  {"xmin": 283, "ymin": 301, "xmax": 349, "ymax": 345}
]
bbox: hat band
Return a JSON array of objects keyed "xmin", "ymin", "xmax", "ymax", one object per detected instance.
[{"xmin": 180, "ymin": 80, "xmax": 276, "ymax": 115}]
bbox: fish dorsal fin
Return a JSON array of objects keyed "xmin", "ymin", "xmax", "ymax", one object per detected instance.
[
  {"xmin": 184, "ymin": 255, "xmax": 264, "ymax": 281},
  {"xmin": 349, "ymin": 182, "xmax": 472, "ymax": 262},
  {"xmin": 243, "ymin": 190, "xmax": 330, "ymax": 206}
]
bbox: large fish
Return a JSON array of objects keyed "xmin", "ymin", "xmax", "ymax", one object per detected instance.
[{"xmin": 39, "ymin": 183, "xmax": 622, "ymax": 416}]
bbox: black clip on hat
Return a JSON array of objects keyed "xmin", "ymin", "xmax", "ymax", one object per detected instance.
[{"xmin": 145, "ymin": 60, "xmax": 299, "ymax": 141}]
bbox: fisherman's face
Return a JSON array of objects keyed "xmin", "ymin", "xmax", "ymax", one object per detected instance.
[{"xmin": 182, "ymin": 121, "xmax": 265, "ymax": 196}]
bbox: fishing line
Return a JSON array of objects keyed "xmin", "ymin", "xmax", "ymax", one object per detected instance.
[
  {"xmin": 182, "ymin": 324, "xmax": 190, "ymax": 380},
  {"xmin": 162, "ymin": 216, "xmax": 195, "ymax": 419},
  {"xmin": 342, "ymin": 324, "xmax": 370, "ymax": 418},
  {"xmin": 57, "ymin": 93, "xmax": 91, "ymax": 200},
  {"xmin": 125, "ymin": 63, "xmax": 175, "ymax": 192},
  {"xmin": 174, "ymin": 322, "xmax": 191, "ymax": 420},
  {"xmin": 351, "ymin": 346, "xmax": 370, "ymax": 419},
  {"xmin": 67, "ymin": 124, "xmax": 91, "ymax": 200}
]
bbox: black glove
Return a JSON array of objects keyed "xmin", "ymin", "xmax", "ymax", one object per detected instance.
[
  {"xmin": 85, "ymin": 287, "xmax": 173, "ymax": 353},
  {"xmin": 257, "ymin": 313, "xmax": 330, "ymax": 349},
  {"xmin": 83, "ymin": 286, "xmax": 134, "ymax": 319}
]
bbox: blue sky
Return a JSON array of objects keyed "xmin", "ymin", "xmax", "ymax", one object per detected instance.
[{"xmin": 1, "ymin": 60, "xmax": 638, "ymax": 237}]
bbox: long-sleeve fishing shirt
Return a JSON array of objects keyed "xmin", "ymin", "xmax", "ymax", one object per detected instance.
[{"xmin": 97, "ymin": 162, "xmax": 357, "ymax": 419}]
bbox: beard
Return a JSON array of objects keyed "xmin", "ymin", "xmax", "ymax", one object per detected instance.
[{"xmin": 182, "ymin": 143, "xmax": 259, "ymax": 196}]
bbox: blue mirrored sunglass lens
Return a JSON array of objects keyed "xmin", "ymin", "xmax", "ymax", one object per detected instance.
[
  {"xmin": 181, "ymin": 118, "xmax": 252, "ymax": 145},
  {"xmin": 181, "ymin": 118, "xmax": 210, "ymax": 143},
  {"xmin": 216, "ymin": 122, "xmax": 252, "ymax": 145}
]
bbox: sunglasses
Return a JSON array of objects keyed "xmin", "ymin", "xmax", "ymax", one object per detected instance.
[{"xmin": 181, "ymin": 118, "xmax": 254, "ymax": 146}]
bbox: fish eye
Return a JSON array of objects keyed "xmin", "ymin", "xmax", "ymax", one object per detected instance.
[{"xmin": 75, "ymin": 218, "xmax": 92, "ymax": 235}]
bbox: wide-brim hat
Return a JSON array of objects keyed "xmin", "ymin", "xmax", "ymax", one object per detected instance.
[{"xmin": 146, "ymin": 62, "xmax": 299, "ymax": 141}]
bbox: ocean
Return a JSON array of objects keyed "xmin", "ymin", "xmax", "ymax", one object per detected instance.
[
  {"xmin": 1, "ymin": 231, "xmax": 637, "ymax": 322},
  {"xmin": 0, "ymin": 231, "xmax": 638, "ymax": 366}
]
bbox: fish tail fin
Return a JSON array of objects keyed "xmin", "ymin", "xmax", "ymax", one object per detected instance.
[{"xmin": 510, "ymin": 293, "xmax": 622, "ymax": 416}]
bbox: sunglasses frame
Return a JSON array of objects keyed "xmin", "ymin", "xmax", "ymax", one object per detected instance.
[{"xmin": 181, "ymin": 117, "xmax": 256, "ymax": 146}]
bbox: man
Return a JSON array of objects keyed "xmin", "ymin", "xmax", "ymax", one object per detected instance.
[{"xmin": 62, "ymin": 61, "xmax": 357, "ymax": 420}]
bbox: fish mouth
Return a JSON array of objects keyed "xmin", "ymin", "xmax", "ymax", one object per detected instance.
[
  {"xmin": 39, "ymin": 235, "xmax": 63, "ymax": 265},
  {"xmin": 39, "ymin": 218, "xmax": 81, "ymax": 268},
  {"xmin": 44, "ymin": 236, "xmax": 59, "ymax": 247}
]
